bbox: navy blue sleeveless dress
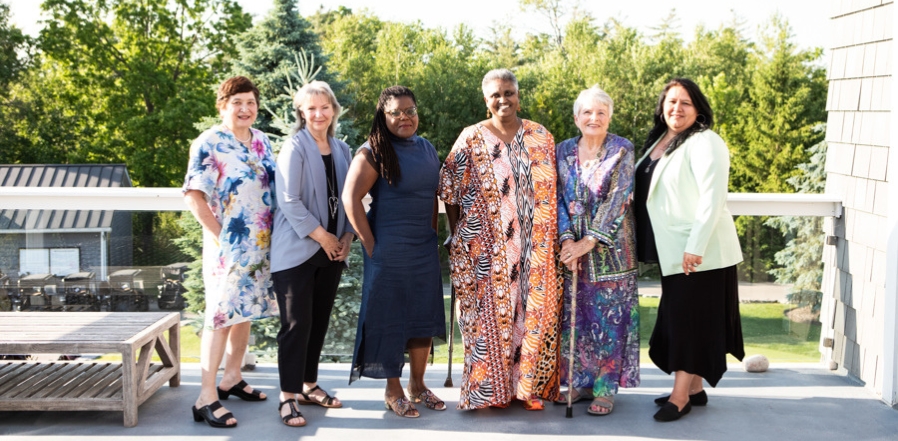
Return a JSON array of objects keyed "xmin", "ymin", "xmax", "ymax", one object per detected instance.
[{"xmin": 350, "ymin": 134, "xmax": 446, "ymax": 382}]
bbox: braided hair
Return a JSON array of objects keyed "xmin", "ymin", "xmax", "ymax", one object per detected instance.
[
  {"xmin": 369, "ymin": 85, "xmax": 417, "ymax": 186},
  {"xmin": 641, "ymin": 77, "xmax": 714, "ymax": 156}
]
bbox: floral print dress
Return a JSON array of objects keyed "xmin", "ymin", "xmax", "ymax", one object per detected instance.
[{"xmin": 183, "ymin": 125, "xmax": 279, "ymax": 330}]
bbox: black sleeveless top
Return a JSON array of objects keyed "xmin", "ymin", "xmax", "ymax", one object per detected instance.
[{"xmin": 635, "ymin": 156, "xmax": 660, "ymax": 264}]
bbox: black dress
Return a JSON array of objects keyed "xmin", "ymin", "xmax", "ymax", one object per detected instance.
[{"xmin": 635, "ymin": 155, "xmax": 744, "ymax": 387}]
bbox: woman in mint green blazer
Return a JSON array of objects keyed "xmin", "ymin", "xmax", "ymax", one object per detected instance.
[{"xmin": 633, "ymin": 78, "xmax": 744, "ymax": 422}]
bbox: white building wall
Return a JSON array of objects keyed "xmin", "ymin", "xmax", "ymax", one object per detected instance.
[{"xmin": 822, "ymin": 0, "xmax": 893, "ymax": 402}]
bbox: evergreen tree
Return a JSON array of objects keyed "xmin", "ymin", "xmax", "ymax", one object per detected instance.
[
  {"xmin": 730, "ymin": 14, "xmax": 827, "ymax": 193},
  {"xmin": 767, "ymin": 136, "xmax": 827, "ymax": 292},
  {"xmin": 726, "ymin": 15, "xmax": 826, "ymax": 281},
  {"xmin": 228, "ymin": 0, "xmax": 345, "ymax": 138},
  {"xmin": 766, "ymin": 136, "xmax": 827, "ymax": 311}
]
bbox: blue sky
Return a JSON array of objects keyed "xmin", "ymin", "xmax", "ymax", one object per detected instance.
[{"xmin": 9, "ymin": 0, "xmax": 831, "ymax": 51}]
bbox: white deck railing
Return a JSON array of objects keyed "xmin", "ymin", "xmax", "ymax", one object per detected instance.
[{"xmin": 0, "ymin": 187, "xmax": 843, "ymax": 217}]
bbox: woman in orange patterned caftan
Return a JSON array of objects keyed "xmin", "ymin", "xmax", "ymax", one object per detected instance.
[{"xmin": 438, "ymin": 69, "xmax": 561, "ymax": 411}]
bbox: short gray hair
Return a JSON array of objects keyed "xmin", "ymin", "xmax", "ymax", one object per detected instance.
[
  {"xmin": 573, "ymin": 85, "xmax": 614, "ymax": 118},
  {"xmin": 291, "ymin": 80, "xmax": 341, "ymax": 137},
  {"xmin": 481, "ymin": 68, "xmax": 519, "ymax": 96}
]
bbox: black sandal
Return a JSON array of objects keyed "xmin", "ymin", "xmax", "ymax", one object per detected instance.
[
  {"xmin": 297, "ymin": 385, "xmax": 342, "ymax": 408},
  {"xmin": 278, "ymin": 399, "xmax": 306, "ymax": 427},
  {"xmin": 218, "ymin": 379, "xmax": 266, "ymax": 401},
  {"xmin": 192, "ymin": 400, "xmax": 237, "ymax": 428}
]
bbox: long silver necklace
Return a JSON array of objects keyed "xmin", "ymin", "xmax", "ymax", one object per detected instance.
[{"xmin": 325, "ymin": 154, "xmax": 339, "ymax": 218}]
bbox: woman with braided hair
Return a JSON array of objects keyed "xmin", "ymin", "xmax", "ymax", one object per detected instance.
[{"xmin": 343, "ymin": 85, "xmax": 446, "ymax": 418}]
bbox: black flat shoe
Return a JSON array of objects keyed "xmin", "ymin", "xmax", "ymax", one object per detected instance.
[
  {"xmin": 653, "ymin": 401, "xmax": 692, "ymax": 422},
  {"xmin": 218, "ymin": 379, "xmax": 266, "ymax": 401},
  {"xmin": 654, "ymin": 390, "xmax": 708, "ymax": 406},
  {"xmin": 192, "ymin": 400, "xmax": 237, "ymax": 428}
]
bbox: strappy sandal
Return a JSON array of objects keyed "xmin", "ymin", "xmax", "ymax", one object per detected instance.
[
  {"xmin": 587, "ymin": 395, "xmax": 614, "ymax": 416},
  {"xmin": 522, "ymin": 396, "xmax": 545, "ymax": 411},
  {"xmin": 217, "ymin": 379, "xmax": 266, "ymax": 401},
  {"xmin": 554, "ymin": 388, "xmax": 589, "ymax": 405},
  {"xmin": 278, "ymin": 399, "xmax": 306, "ymax": 427},
  {"xmin": 297, "ymin": 385, "xmax": 342, "ymax": 408},
  {"xmin": 407, "ymin": 388, "xmax": 446, "ymax": 411},
  {"xmin": 192, "ymin": 400, "xmax": 237, "ymax": 428},
  {"xmin": 384, "ymin": 395, "xmax": 419, "ymax": 418}
]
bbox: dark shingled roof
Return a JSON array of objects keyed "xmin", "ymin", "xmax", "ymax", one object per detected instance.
[{"xmin": 0, "ymin": 164, "xmax": 132, "ymax": 231}]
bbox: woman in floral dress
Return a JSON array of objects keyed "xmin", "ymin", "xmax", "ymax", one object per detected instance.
[
  {"xmin": 183, "ymin": 76, "xmax": 279, "ymax": 429},
  {"xmin": 556, "ymin": 86, "xmax": 639, "ymax": 416}
]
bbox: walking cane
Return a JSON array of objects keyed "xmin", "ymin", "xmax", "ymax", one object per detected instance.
[
  {"xmin": 443, "ymin": 233, "xmax": 456, "ymax": 387},
  {"xmin": 566, "ymin": 266, "xmax": 578, "ymax": 418},
  {"xmin": 444, "ymin": 283, "xmax": 457, "ymax": 387}
]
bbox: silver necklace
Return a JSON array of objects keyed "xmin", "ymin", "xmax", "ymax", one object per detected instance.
[
  {"xmin": 325, "ymin": 154, "xmax": 338, "ymax": 218},
  {"xmin": 644, "ymin": 156, "xmax": 660, "ymax": 174}
]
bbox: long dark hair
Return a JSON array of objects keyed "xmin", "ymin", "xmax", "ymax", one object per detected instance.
[
  {"xmin": 642, "ymin": 78, "xmax": 714, "ymax": 156},
  {"xmin": 369, "ymin": 85, "xmax": 417, "ymax": 185}
]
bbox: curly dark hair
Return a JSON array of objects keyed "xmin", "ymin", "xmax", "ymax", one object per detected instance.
[
  {"xmin": 368, "ymin": 85, "xmax": 417, "ymax": 186},
  {"xmin": 642, "ymin": 77, "xmax": 714, "ymax": 156}
]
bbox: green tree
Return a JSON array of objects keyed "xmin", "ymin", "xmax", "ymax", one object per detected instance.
[
  {"xmin": 37, "ymin": 0, "xmax": 251, "ymax": 266},
  {"xmin": 312, "ymin": 9, "xmax": 383, "ymax": 147},
  {"xmin": 316, "ymin": 12, "xmax": 486, "ymax": 157},
  {"xmin": 766, "ymin": 136, "xmax": 827, "ymax": 293},
  {"xmin": 730, "ymin": 15, "xmax": 827, "ymax": 193},
  {"xmin": 39, "ymin": 0, "xmax": 251, "ymax": 187},
  {"xmin": 0, "ymin": 1, "xmax": 28, "ymax": 90},
  {"xmin": 726, "ymin": 15, "xmax": 826, "ymax": 281},
  {"xmin": 483, "ymin": 23, "xmax": 521, "ymax": 69},
  {"xmin": 229, "ymin": 0, "xmax": 348, "ymax": 139}
]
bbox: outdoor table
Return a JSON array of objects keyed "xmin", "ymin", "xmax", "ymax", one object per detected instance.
[{"xmin": 0, "ymin": 312, "xmax": 180, "ymax": 427}]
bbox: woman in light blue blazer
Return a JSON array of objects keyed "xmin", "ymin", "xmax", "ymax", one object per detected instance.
[
  {"xmin": 270, "ymin": 81, "xmax": 355, "ymax": 427},
  {"xmin": 634, "ymin": 78, "xmax": 744, "ymax": 422}
]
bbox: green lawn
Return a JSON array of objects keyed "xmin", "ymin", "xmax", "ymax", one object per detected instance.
[{"xmin": 433, "ymin": 296, "xmax": 821, "ymax": 364}]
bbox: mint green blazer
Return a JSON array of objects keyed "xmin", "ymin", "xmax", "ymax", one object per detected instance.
[{"xmin": 637, "ymin": 129, "xmax": 742, "ymax": 276}]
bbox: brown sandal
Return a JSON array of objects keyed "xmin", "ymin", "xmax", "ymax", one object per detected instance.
[
  {"xmin": 384, "ymin": 395, "xmax": 419, "ymax": 418},
  {"xmin": 297, "ymin": 385, "xmax": 342, "ymax": 408},
  {"xmin": 407, "ymin": 388, "xmax": 446, "ymax": 411}
]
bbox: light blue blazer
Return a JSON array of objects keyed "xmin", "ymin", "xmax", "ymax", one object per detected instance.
[
  {"xmin": 271, "ymin": 129, "xmax": 354, "ymax": 273},
  {"xmin": 637, "ymin": 129, "xmax": 742, "ymax": 276}
]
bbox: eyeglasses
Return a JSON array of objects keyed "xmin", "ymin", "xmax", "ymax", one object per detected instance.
[{"xmin": 386, "ymin": 107, "xmax": 418, "ymax": 118}]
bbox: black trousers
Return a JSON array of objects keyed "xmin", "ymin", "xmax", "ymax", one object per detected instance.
[{"xmin": 272, "ymin": 259, "xmax": 344, "ymax": 393}]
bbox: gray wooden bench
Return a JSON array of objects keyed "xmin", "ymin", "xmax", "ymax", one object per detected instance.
[{"xmin": 0, "ymin": 312, "xmax": 180, "ymax": 427}]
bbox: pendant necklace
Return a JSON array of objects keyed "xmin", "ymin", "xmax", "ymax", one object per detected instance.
[
  {"xmin": 644, "ymin": 156, "xmax": 660, "ymax": 174},
  {"xmin": 645, "ymin": 137, "xmax": 670, "ymax": 174},
  {"xmin": 326, "ymin": 155, "xmax": 339, "ymax": 218}
]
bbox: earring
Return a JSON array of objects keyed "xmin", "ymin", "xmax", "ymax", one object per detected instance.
[{"xmin": 486, "ymin": 108, "xmax": 492, "ymax": 118}]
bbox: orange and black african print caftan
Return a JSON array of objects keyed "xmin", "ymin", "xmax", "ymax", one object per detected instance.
[{"xmin": 438, "ymin": 120, "xmax": 562, "ymax": 410}]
